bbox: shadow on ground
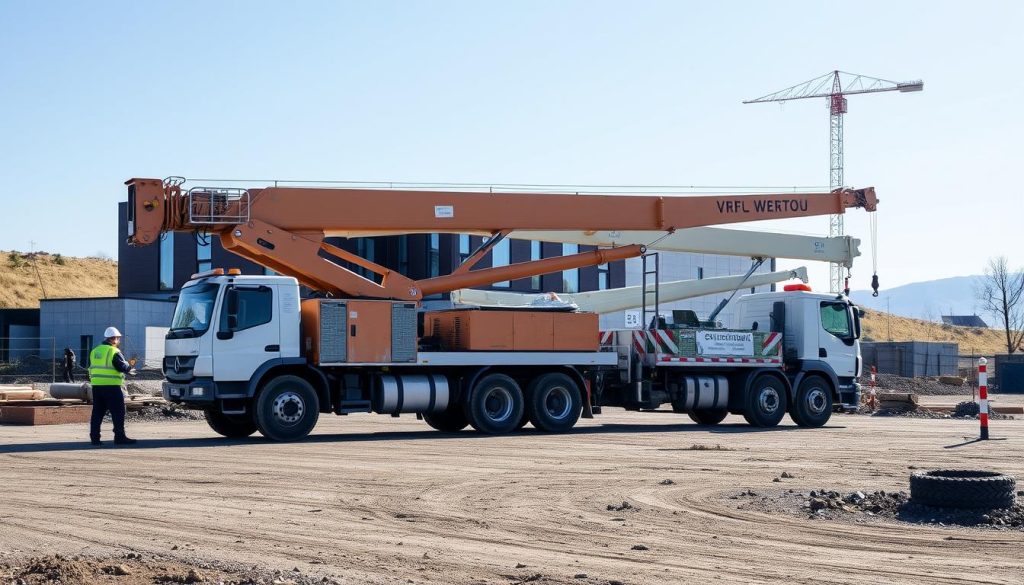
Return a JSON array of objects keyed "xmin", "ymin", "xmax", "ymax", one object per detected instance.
[{"xmin": 0, "ymin": 420, "xmax": 836, "ymax": 454}]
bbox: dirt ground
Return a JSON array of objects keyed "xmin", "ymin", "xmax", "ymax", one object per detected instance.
[{"xmin": 1, "ymin": 409, "xmax": 1022, "ymax": 585}]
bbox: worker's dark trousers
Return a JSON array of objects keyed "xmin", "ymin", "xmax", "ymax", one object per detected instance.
[
  {"xmin": 62, "ymin": 368, "xmax": 75, "ymax": 383},
  {"xmin": 90, "ymin": 386, "xmax": 127, "ymax": 441}
]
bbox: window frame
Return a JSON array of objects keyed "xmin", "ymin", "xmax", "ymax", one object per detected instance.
[
  {"xmin": 220, "ymin": 285, "xmax": 274, "ymax": 334},
  {"xmin": 819, "ymin": 301, "xmax": 854, "ymax": 341}
]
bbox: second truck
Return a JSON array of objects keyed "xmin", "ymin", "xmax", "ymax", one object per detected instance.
[{"xmin": 126, "ymin": 178, "xmax": 876, "ymax": 441}]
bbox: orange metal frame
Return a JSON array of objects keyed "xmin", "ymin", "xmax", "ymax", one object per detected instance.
[{"xmin": 126, "ymin": 178, "xmax": 878, "ymax": 300}]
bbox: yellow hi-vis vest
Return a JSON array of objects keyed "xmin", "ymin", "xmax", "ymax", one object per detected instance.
[{"xmin": 89, "ymin": 344, "xmax": 125, "ymax": 386}]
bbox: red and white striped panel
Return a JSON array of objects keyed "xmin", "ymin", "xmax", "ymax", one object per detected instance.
[
  {"xmin": 761, "ymin": 332, "xmax": 782, "ymax": 356},
  {"xmin": 657, "ymin": 355, "xmax": 782, "ymax": 364}
]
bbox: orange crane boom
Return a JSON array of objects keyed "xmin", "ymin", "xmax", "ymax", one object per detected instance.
[{"xmin": 126, "ymin": 178, "xmax": 877, "ymax": 300}]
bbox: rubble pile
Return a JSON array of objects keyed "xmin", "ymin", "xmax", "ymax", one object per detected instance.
[
  {"xmin": 0, "ymin": 554, "xmax": 338, "ymax": 585},
  {"xmin": 738, "ymin": 488, "xmax": 1024, "ymax": 531}
]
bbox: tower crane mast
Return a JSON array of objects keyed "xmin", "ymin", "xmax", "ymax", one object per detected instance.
[{"xmin": 745, "ymin": 70, "xmax": 922, "ymax": 293}]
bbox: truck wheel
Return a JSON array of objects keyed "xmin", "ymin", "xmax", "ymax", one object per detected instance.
[
  {"xmin": 790, "ymin": 375, "xmax": 833, "ymax": 428},
  {"xmin": 254, "ymin": 375, "xmax": 320, "ymax": 441},
  {"xmin": 688, "ymin": 409, "xmax": 728, "ymax": 425},
  {"xmin": 526, "ymin": 372, "xmax": 582, "ymax": 433},
  {"xmin": 422, "ymin": 407, "xmax": 469, "ymax": 432},
  {"xmin": 205, "ymin": 408, "xmax": 258, "ymax": 438},
  {"xmin": 464, "ymin": 373, "xmax": 524, "ymax": 435},
  {"xmin": 742, "ymin": 375, "xmax": 788, "ymax": 428}
]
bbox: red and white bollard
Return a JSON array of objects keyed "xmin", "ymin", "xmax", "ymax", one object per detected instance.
[
  {"xmin": 868, "ymin": 366, "xmax": 877, "ymax": 411},
  {"xmin": 978, "ymin": 357, "xmax": 990, "ymax": 440}
]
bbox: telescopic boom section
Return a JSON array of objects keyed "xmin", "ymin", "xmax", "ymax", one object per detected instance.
[{"xmin": 125, "ymin": 178, "xmax": 878, "ymax": 300}]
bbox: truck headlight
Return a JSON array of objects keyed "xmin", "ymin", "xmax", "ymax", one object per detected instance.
[{"xmin": 190, "ymin": 387, "xmax": 206, "ymax": 397}]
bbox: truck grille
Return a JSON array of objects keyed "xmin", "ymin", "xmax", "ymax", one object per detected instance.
[{"xmin": 163, "ymin": 355, "xmax": 197, "ymax": 382}]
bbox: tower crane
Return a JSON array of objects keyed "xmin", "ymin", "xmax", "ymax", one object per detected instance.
[{"xmin": 744, "ymin": 70, "xmax": 922, "ymax": 293}]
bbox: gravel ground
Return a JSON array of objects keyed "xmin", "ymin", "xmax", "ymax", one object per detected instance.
[{"xmin": 3, "ymin": 411, "xmax": 1023, "ymax": 584}]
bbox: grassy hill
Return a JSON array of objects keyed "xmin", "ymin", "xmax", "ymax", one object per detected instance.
[
  {"xmin": 0, "ymin": 251, "xmax": 117, "ymax": 308},
  {"xmin": 860, "ymin": 308, "xmax": 1011, "ymax": 356}
]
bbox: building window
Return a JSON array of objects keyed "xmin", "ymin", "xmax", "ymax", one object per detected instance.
[
  {"xmin": 598, "ymin": 263, "xmax": 610, "ymax": 290},
  {"xmin": 196, "ymin": 236, "xmax": 212, "ymax": 273},
  {"xmin": 530, "ymin": 240, "xmax": 541, "ymax": 290},
  {"xmin": 356, "ymin": 238, "xmax": 376, "ymax": 279},
  {"xmin": 398, "ymin": 235, "xmax": 409, "ymax": 275},
  {"xmin": 562, "ymin": 243, "xmax": 579, "ymax": 293},
  {"xmin": 458, "ymin": 234, "xmax": 471, "ymax": 264},
  {"xmin": 492, "ymin": 238, "xmax": 510, "ymax": 288},
  {"xmin": 428, "ymin": 234, "xmax": 440, "ymax": 277},
  {"xmin": 79, "ymin": 335, "xmax": 93, "ymax": 367},
  {"xmin": 159, "ymin": 233, "xmax": 174, "ymax": 290}
]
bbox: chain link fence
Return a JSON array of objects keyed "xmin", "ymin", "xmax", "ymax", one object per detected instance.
[{"xmin": 0, "ymin": 336, "xmax": 164, "ymax": 384}]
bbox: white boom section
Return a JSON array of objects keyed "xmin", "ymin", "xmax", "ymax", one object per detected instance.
[
  {"xmin": 510, "ymin": 227, "xmax": 860, "ymax": 266},
  {"xmin": 452, "ymin": 267, "xmax": 808, "ymax": 314}
]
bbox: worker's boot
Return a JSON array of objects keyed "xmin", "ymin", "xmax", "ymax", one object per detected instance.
[
  {"xmin": 90, "ymin": 438, "xmax": 103, "ymax": 446},
  {"xmin": 113, "ymin": 436, "xmax": 137, "ymax": 445}
]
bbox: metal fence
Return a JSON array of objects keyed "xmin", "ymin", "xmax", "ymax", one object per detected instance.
[
  {"xmin": 0, "ymin": 337, "xmax": 57, "ymax": 383},
  {"xmin": 0, "ymin": 336, "xmax": 164, "ymax": 384}
]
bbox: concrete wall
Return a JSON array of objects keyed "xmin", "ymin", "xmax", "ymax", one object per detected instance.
[
  {"xmin": 861, "ymin": 341, "xmax": 959, "ymax": 377},
  {"xmin": 39, "ymin": 298, "xmax": 175, "ymax": 369},
  {"xmin": 7, "ymin": 324, "xmax": 40, "ymax": 360}
]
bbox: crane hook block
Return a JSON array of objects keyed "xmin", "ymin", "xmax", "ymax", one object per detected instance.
[{"xmin": 871, "ymin": 274, "xmax": 880, "ymax": 297}]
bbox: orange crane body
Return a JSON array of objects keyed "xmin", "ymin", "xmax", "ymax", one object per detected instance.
[{"xmin": 126, "ymin": 178, "xmax": 877, "ymax": 300}]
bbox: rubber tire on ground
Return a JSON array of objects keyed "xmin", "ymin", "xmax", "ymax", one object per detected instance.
[
  {"xmin": 790, "ymin": 375, "xmax": 834, "ymax": 428},
  {"xmin": 422, "ymin": 407, "xmax": 469, "ymax": 432},
  {"xmin": 464, "ymin": 373, "xmax": 525, "ymax": 435},
  {"xmin": 525, "ymin": 372, "xmax": 582, "ymax": 433},
  {"xmin": 687, "ymin": 409, "xmax": 729, "ymax": 425},
  {"xmin": 742, "ymin": 374, "xmax": 788, "ymax": 428},
  {"xmin": 254, "ymin": 375, "xmax": 320, "ymax": 442},
  {"xmin": 910, "ymin": 470, "xmax": 1017, "ymax": 510},
  {"xmin": 205, "ymin": 408, "xmax": 258, "ymax": 438}
]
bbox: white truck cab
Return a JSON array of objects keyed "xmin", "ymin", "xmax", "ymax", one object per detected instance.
[
  {"xmin": 733, "ymin": 289, "xmax": 863, "ymax": 407},
  {"xmin": 163, "ymin": 273, "xmax": 301, "ymax": 403}
]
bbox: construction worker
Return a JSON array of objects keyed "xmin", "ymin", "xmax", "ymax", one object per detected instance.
[
  {"xmin": 62, "ymin": 347, "xmax": 76, "ymax": 383},
  {"xmin": 88, "ymin": 327, "xmax": 137, "ymax": 446}
]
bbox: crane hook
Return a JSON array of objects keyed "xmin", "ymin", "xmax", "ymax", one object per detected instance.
[{"xmin": 871, "ymin": 273, "xmax": 880, "ymax": 297}]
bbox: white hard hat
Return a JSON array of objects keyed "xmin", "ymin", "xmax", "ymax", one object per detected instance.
[{"xmin": 104, "ymin": 326, "xmax": 122, "ymax": 338}]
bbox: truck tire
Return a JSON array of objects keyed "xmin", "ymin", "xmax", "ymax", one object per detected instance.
[
  {"xmin": 742, "ymin": 374, "xmax": 788, "ymax": 428},
  {"xmin": 464, "ymin": 373, "xmax": 524, "ymax": 435},
  {"xmin": 910, "ymin": 470, "xmax": 1017, "ymax": 510},
  {"xmin": 205, "ymin": 408, "xmax": 258, "ymax": 438},
  {"xmin": 422, "ymin": 407, "xmax": 469, "ymax": 432},
  {"xmin": 526, "ymin": 372, "xmax": 582, "ymax": 433},
  {"xmin": 688, "ymin": 409, "xmax": 728, "ymax": 425},
  {"xmin": 790, "ymin": 375, "xmax": 833, "ymax": 428},
  {"xmin": 254, "ymin": 375, "xmax": 320, "ymax": 442}
]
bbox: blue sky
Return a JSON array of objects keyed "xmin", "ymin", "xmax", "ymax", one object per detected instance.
[{"xmin": 1, "ymin": 1, "xmax": 1021, "ymax": 290}]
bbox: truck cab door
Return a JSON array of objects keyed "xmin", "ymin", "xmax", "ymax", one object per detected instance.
[
  {"xmin": 817, "ymin": 301, "xmax": 857, "ymax": 377},
  {"xmin": 212, "ymin": 284, "xmax": 281, "ymax": 381}
]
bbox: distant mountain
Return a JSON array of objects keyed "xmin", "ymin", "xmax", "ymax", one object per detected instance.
[{"xmin": 849, "ymin": 275, "xmax": 987, "ymax": 322}]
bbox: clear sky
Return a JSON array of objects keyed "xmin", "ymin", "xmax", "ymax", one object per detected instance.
[{"xmin": 1, "ymin": 1, "xmax": 1021, "ymax": 290}]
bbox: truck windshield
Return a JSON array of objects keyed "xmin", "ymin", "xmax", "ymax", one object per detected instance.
[
  {"xmin": 819, "ymin": 302, "xmax": 853, "ymax": 339},
  {"xmin": 168, "ymin": 283, "xmax": 220, "ymax": 338}
]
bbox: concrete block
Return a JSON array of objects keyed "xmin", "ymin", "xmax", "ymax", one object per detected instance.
[{"xmin": 0, "ymin": 405, "xmax": 93, "ymax": 425}]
